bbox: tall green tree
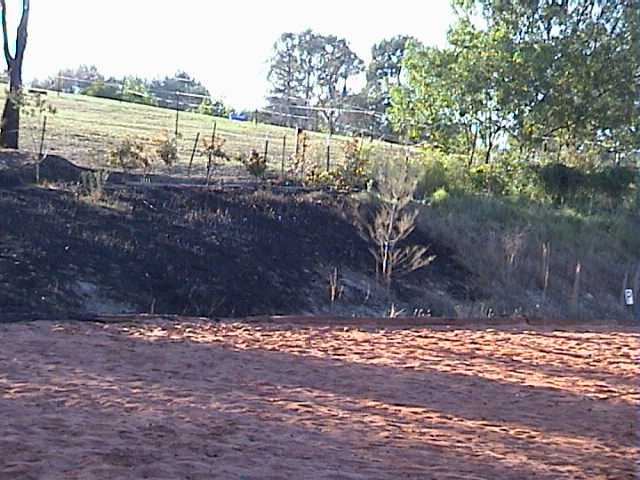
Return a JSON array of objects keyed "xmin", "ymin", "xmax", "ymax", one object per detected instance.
[
  {"xmin": 266, "ymin": 30, "xmax": 364, "ymax": 133},
  {"xmin": 392, "ymin": 21, "xmax": 516, "ymax": 164},
  {"xmin": 367, "ymin": 36, "xmax": 418, "ymax": 106},
  {"xmin": 392, "ymin": 0, "xmax": 640, "ymax": 163},
  {"xmin": 459, "ymin": 0, "xmax": 640, "ymax": 156},
  {"xmin": 268, "ymin": 32, "xmax": 301, "ymax": 126},
  {"xmin": 148, "ymin": 71, "xmax": 211, "ymax": 110},
  {"xmin": 315, "ymin": 35, "xmax": 364, "ymax": 133},
  {"xmin": 365, "ymin": 36, "xmax": 420, "ymax": 137}
]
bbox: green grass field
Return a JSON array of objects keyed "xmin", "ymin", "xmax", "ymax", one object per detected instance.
[{"xmin": 6, "ymin": 88, "xmax": 407, "ymax": 176}]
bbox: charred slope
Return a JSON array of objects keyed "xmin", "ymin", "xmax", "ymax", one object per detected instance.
[{"xmin": 0, "ymin": 175, "xmax": 471, "ymax": 318}]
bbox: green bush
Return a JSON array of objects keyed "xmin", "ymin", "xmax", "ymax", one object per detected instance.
[
  {"xmin": 537, "ymin": 163, "xmax": 637, "ymax": 208},
  {"xmin": 537, "ymin": 163, "xmax": 587, "ymax": 204},
  {"xmin": 416, "ymin": 158, "xmax": 448, "ymax": 199},
  {"xmin": 154, "ymin": 136, "xmax": 178, "ymax": 167},
  {"xmin": 82, "ymin": 81, "xmax": 121, "ymax": 101},
  {"xmin": 588, "ymin": 166, "xmax": 636, "ymax": 206},
  {"xmin": 414, "ymin": 147, "xmax": 637, "ymax": 210},
  {"xmin": 415, "ymin": 148, "xmax": 469, "ymax": 198},
  {"xmin": 241, "ymin": 149, "xmax": 267, "ymax": 179},
  {"xmin": 431, "ymin": 187, "xmax": 449, "ymax": 204},
  {"xmin": 469, "ymin": 163, "xmax": 509, "ymax": 195},
  {"xmin": 468, "ymin": 158, "xmax": 538, "ymax": 197},
  {"xmin": 109, "ymin": 137, "xmax": 152, "ymax": 172}
]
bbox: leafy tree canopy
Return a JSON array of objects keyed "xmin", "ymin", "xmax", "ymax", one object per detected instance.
[{"xmin": 391, "ymin": 0, "xmax": 640, "ymax": 164}]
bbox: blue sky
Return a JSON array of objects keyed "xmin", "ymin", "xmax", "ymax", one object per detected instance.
[{"xmin": 14, "ymin": 0, "xmax": 454, "ymax": 109}]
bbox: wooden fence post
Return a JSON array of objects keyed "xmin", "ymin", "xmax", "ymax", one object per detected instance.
[
  {"xmin": 206, "ymin": 122, "xmax": 217, "ymax": 186},
  {"xmin": 187, "ymin": 132, "xmax": 200, "ymax": 177},
  {"xmin": 540, "ymin": 242, "xmax": 551, "ymax": 300},
  {"xmin": 294, "ymin": 127, "xmax": 302, "ymax": 158},
  {"xmin": 264, "ymin": 138, "xmax": 270, "ymax": 165},
  {"xmin": 326, "ymin": 144, "xmax": 331, "ymax": 172},
  {"xmin": 281, "ymin": 135, "xmax": 287, "ymax": 177},
  {"xmin": 570, "ymin": 261, "xmax": 582, "ymax": 316},
  {"xmin": 174, "ymin": 92, "xmax": 180, "ymax": 138},
  {"xmin": 36, "ymin": 116, "xmax": 48, "ymax": 184},
  {"xmin": 301, "ymin": 135, "xmax": 308, "ymax": 175}
]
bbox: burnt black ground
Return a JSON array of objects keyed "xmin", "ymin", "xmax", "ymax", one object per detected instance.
[{"xmin": 0, "ymin": 154, "xmax": 473, "ymax": 319}]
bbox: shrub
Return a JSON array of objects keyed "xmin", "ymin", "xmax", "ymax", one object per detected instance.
[
  {"xmin": 415, "ymin": 157, "xmax": 449, "ymax": 199},
  {"xmin": 342, "ymin": 137, "xmax": 371, "ymax": 185},
  {"xmin": 241, "ymin": 149, "xmax": 267, "ymax": 179},
  {"xmin": 290, "ymin": 130, "xmax": 309, "ymax": 177},
  {"xmin": 467, "ymin": 158, "xmax": 537, "ymax": 197},
  {"xmin": 304, "ymin": 168, "xmax": 336, "ymax": 188},
  {"xmin": 536, "ymin": 163, "xmax": 637, "ymax": 209},
  {"xmin": 79, "ymin": 170, "xmax": 110, "ymax": 203},
  {"xmin": 82, "ymin": 81, "xmax": 121, "ymax": 101},
  {"xmin": 109, "ymin": 137, "xmax": 152, "ymax": 172},
  {"xmin": 154, "ymin": 135, "xmax": 178, "ymax": 167},
  {"xmin": 588, "ymin": 166, "xmax": 636, "ymax": 207},
  {"xmin": 469, "ymin": 163, "xmax": 509, "ymax": 195},
  {"xmin": 431, "ymin": 187, "xmax": 449, "ymax": 204},
  {"xmin": 201, "ymin": 134, "xmax": 230, "ymax": 182},
  {"xmin": 201, "ymin": 135, "xmax": 229, "ymax": 161},
  {"xmin": 303, "ymin": 137, "xmax": 374, "ymax": 191}
]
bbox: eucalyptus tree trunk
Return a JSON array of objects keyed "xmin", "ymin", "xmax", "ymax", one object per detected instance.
[{"xmin": 0, "ymin": 0, "xmax": 30, "ymax": 149}]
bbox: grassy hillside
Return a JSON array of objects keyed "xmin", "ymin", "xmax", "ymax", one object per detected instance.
[
  {"xmin": 417, "ymin": 192, "xmax": 640, "ymax": 321},
  {"xmin": 8, "ymin": 88, "xmax": 405, "ymax": 176}
]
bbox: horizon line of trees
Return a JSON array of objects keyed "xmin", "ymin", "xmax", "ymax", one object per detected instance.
[{"xmin": 30, "ymin": 66, "xmax": 233, "ymax": 116}]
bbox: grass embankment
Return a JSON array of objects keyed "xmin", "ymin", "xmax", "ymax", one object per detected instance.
[{"xmin": 418, "ymin": 193, "xmax": 640, "ymax": 320}]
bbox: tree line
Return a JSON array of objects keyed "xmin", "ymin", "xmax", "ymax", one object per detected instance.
[{"xmin": 31, "ymin": 66, "xmax": 232, "ymax": 116}]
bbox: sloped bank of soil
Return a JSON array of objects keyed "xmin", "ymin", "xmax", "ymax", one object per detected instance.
[
  {"xmin": 0, "ymin": 156, "xmax": 472, "ymax": 319},
  {"xmin": 0, "ymin": 150, "xmax": 90, "ymax": 187}
]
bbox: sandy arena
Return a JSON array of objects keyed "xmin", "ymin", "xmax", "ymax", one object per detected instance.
[{"xmin": 1, "ymin": 318, "xmax": 638, "ymax": 479}]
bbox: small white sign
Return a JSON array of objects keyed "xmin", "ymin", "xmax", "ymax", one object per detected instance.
[{"xmin": 625, "ymin": 289, "xmax": 635, "ymax": 306}]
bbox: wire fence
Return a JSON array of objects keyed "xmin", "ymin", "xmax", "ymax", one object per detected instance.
[{"xmin": 9, "ymin": 84, "xmax": 414, "ymax": 182}]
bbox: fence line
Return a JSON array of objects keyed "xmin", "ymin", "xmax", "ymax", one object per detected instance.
[
  {"xmin": 11, "ymin": 85, "xmax": 416, "ymax": 182},
  {"xmin": 31, "ymin": 75, "xmax": 384, "ymax": 120}
]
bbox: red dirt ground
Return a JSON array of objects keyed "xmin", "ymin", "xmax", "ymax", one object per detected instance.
[{"xmin": 1, "ymin": 318, "xmax": 638, "ymax": 479}]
